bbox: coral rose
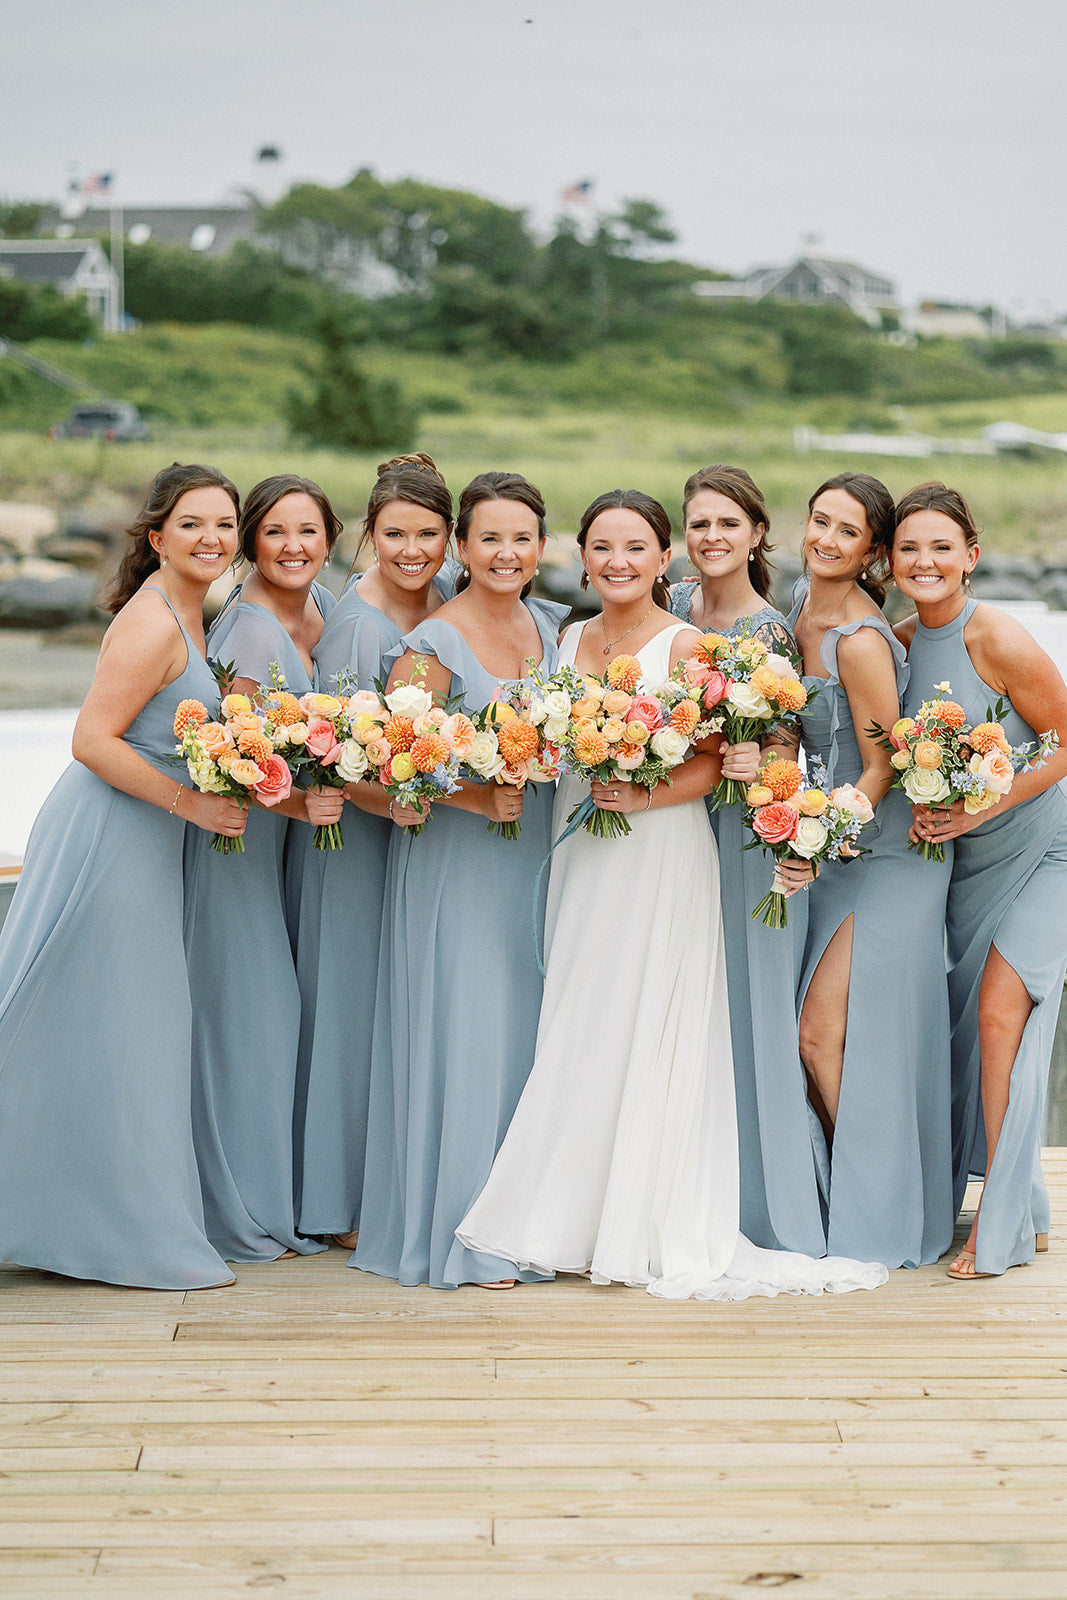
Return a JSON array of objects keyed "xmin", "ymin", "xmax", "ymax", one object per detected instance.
[
  {"xmin": 305, "ymin": 720, "xmax": 342, "ymax": 764},
  {"xmin": 761, "ymin": 758, "xmax": 804, "ymax": 801},
  {"xmin": 173, "ymin": 699, "xmax": 208, "ymax": 738},
  {"xmin": 626, "ymin": 695, "xmax": 665, "ymax": 732},
  {"xmin": 970, "ymin": 721, "xmax": 1012, "ymax": 756},
  {"xmin": 913, "ymin": 740, "xmax": 944, "ymax": 770},
  {"xmin": 751, "ymin": 802, "xmax": 799, "ymax": 845},
  {"xmin": 254, "ymin": 753, "xmax": 293, "ymax": 807},
  {"xmin": 700, "ymin": 670, "xmax": 731, "ymax": 708},
  {"xmin": 606, "ymin": 654, "xmax": 642, "ymax": 693}
]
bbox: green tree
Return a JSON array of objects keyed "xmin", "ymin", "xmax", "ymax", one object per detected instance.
[
  {"xmin": 0, "ymin": 200, "xmax": 45, "ymax": 238},
  {"xmin": 286, "ymin": 310, "xmax": 418, "ymax": 451},
  {"xmin": 0, "ymin": 275, "xmax": 93, "ymax": 341}
]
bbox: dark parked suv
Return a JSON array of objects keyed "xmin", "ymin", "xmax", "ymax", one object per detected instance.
[{"xmin": 49, "ymin": 402, "xmax": 150, "ymax": 442}]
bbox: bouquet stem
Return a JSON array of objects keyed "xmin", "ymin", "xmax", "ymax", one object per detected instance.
[
  {"xmin": 313, "ymin": 821, "xmax": 345, "ymax": 851},
  {"xmin": 487, "ymin": 820, "xmax": 522, "ymax": 841},
  {"xmin": 907, "ymin": 838, "xmax": 946, "ymax": 863},
  {"xmin": 709, "ymin": 775, "xmax": 750, "ymax": 811},
  {"xmin": 751, "ymin": 887, "xmax": 788, "ymax": 929},
  {"xmin": 566, "ymin": 799, "xmax": 632, "ymax": 839},
  {"xmin": 212, "ymin": 833, "xmax": 245, "ymax": 855}
]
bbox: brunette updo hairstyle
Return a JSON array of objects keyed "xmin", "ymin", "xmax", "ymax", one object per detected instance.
[
  {"xmin": 682, "ymin": 463, "xmax": 775, "ymax": 602},
  {"xmin": 239, "ymin": 474, "xmax": 343, "ymax": 565},
  {"xmin": 454, "ymin": 471, "xmax": 546, "ymax": 599},
  {"xmin": 893, "ymin": 481, "xmax": 982, "ymax": 547},
  {"xmin": 105, "ymin": 461, "xmax": 240, "ymax": 615},
  {"xmin": 578, "ymin": 488, "xmax": 674, "ymax": 612},
  {"xmin": 352, "ymin": 452, "xmax": 453, "ymax": 575},
  {"xmin": 807, "ymin": 471, "xmax": 895, "ymax": 608}
]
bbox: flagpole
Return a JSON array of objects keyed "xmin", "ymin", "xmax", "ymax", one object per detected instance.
[{"xmin": 108, "ymin": 185, "xmax": 124, "ymax": 333}]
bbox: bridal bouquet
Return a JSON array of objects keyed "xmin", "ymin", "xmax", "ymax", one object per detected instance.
[
  {"xmin": 871, "ymin": 683, "xmax": 1058, "ymax": 862},
  {"xmin": 340, "ymin": 659, "xmax": 464, "ymax": 836},
  {"xmin": 173, "ymin": 688, "xmax": 296, "ymax": 854},
  {"xmin": 679, "ymin": 630, "xmax": 810, "ymax": 808},
  {"xmin": 744, "ymin": 757, "xmax": 874, "ymax": 928},
  {"xmin": 556, "ymin": 652, "xmax": 723, "ymax": 839}
]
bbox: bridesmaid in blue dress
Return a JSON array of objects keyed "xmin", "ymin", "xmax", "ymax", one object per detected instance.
[
  {"xmin": 293, "ymin": 453, "xmax": 457, "ymax": 1247},
  {"xmin": 183, "ymin": 475, "xmax": 344, "ymax": 1263},
  {"xmin": 892, "ymin": 482, "xmax": 1067, "ymax": 1278},
  {"xmin": 671, "ymin": 465, "xmax": 825, "ymax": 1257},
  {"xmin": 353, "ymin": 471, "xmax": 567, "ymax": 1289},
  {"xmin": 788, "ymin": 472, "xmax": 954, "ymax": 1268},
  {"xmin": 0, "ymin": 464, "xmax": 246, "ymax": 1289}
]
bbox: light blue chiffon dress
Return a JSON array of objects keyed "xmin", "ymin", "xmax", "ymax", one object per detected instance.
[
  {"xmin": 670, "ymin": 583, "xmax": 825, "ymax": 1256},
  {"xmin": 908, "ymin": 598, "xmax": 1067, "ymax": 1273},
  {"xmin": 787, "ymin": 580, "xmax": 954, "ymax": 1268},
  {"xmin": 352, "ymin": 597, "xmax": 567, "ymax": 1288},
  {"xmin": 291, "ymin": 563, "xmax": 460, "ymax": 1239},
  {"xmin": 181, "ymin": 583, "xmax": 335, "ymax": 1262},
  {"xmin": 0, "ymin": 591, "xmax": 232, "ymax": 1289}
]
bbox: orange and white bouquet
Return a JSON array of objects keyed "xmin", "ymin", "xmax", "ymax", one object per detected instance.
[
  {"xmin": 678, "ymin": 629, "xmax": 810, "ymax": 808},
  {"xmin": 743, "ymin": 756, "xmax": 874, "ymax": 928},
  {"xmin": 871, "ymin": 683, "xmax": 1058, "ymax": 862},
  {"xmin": 173, "ymin": 684, "xmax": 299, "ymax": 854},
  {"xmin": 555, "ymin": 652, "xmax": 724, "ymax": 840},
  {"xmin": 339, "ymin": 658, "xmax": 464, "ymax": 836},
  {"xmin": 465, "ymin": 661, "xmax": 584, "ymax": 839}
]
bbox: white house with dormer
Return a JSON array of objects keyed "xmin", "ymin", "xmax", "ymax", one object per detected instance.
[{"xmin": 694, "ymin": 249, "xmax": 900, "ymax": 328}]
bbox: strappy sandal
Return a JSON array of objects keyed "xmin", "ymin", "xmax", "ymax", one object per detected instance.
[{"xmin": 947, "ymin": 1248, "xmax": 996, "ymax": 1281}]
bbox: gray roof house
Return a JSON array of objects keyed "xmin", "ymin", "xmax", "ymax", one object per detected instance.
[
  {"xmin": 695, "ymin": 252, "xmax": 899, "ymax": 327},
  {"xmin": 37, "ymin": 203, "xmax": 258, "ymax": 258},
  {"xmin": 0, "ymin": 239, "xmax": 118, "ymax": 326}
]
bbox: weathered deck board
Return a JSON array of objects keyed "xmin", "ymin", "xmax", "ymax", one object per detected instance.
[{"xmin": 1, "ymin": 1165, "xmax": 1064, "ymax": 1596}]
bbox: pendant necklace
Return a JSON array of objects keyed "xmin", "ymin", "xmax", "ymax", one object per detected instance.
[{"xmin": 600, "ymin": 604, "xmax": 655, "ymax": 657}]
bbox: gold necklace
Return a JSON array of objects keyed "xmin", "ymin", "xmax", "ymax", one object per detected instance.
[{"xmin": 600, "ymin": 604, "xmax": 655, "ymax": 657}]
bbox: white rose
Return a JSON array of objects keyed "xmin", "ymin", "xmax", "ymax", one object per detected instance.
[
  {"xmin": 649, "ymin": 727, "xmax": 689, "ymax": 766},
  {"xmin": 790, "ymin": 815, "xmax": 830, "ymax": 859},
  {"xmin": 336, "ymin": 739, "xmax": 369, "ymax": 783},
  {"xmin": 763, "ymin": 653, "xmax": 795, "ymax": 677},
  {"xmin": 726, "ymin": 681, "xmax": 772, "ymax": 719},
  {"xmin": 543, "ymin": 715, "xmax": 569, "ymax": 743},
  {"xmin": 541, "ymin": 690, "xmax": 572, "ymax": 725},
  {"xmin": 902, "ymin": 766, "xmax": 951, "ymax": 805},
  {"xmin": 466, "ymin": 730, "xmax": 506, "ymax": 780},
  {"xmin": 385, "ymin": 682, "xmax": 434, "ymax": 718}
]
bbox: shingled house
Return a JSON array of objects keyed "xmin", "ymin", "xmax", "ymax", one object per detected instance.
[
  {"xmin": 0, "ymin": 238, "xmax": 119, "ymax": 326},
  {"xmin": 694, "ymin": 251, "xmax": 899, "ymax": 327}
]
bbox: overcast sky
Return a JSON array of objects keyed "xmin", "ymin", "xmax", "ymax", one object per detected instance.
[{"xmin": 3, "ymin": 0, "xmax": 1065, "ymax": 315}]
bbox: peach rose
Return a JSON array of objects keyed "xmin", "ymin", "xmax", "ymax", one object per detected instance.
[
  {"xmin": 829, "ymin": 783, "xmax": 875, "ymax": 824},
  {"xmin": 365, "ymin": 739, "xmax": 392, "ymax": 767},
  {"xmin": 254, "ymin": 753, "xmax": 293, "ymax": 806},
  {"xmin": 602, "ymin": 689, "xmax": 633, "ymax": 716},
  {"xmin": 228, "ymin": 758, "xmax": 264, "ymax": 788},
  {"xmin": 198, "ymin": 721, "xmax": 234, "ymax": 759},
  {"xmin": 440, "ymin": 713, "xmax": 478, "ymax": 757},
  {"xmin": 232, "ymin": 711, "xmax": 266, "ymax": 735},
  {"xmin": 305, "ymin": 720, "xmax": 342, "ymax": 764},
  {"xmin": 976, "ymin": 749, "xmax": 1014, "ymax": 795},
  {"xmin": 601, "ymin": 716, "xmax": 627, "ymax": 744},
  {"xmin": 616, "ymin": 747, "xmax": 646, "ymax": 771},
  {"xmin": 890, "ymin": 748, "xmax": 911, "ymax": 771},
  {"xmin": 913, "ymin": 740, "xmax": 944, "ymax": 770},
  {"xmin": 751, "ymin": 802, "xmax": 799, "ymax": 845},
  {"xmin": 300, "ymin": 692, "xmax": 343, "ymax": 718},
  {"xmin": 347, "ymin": 690, "xmax": 386, "ymax": 720},
  {"xmin": 570, "ymin": 696, "xmax": 600, "ymax": 722}
]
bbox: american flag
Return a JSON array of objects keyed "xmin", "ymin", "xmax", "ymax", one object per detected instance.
[
  {"xmin": 82, "ymin": 173, "xmax": 113, "ymax": 195},
  {"xmin": 561, "ymin": 179, "xmax": 593, "ymax": 203}
]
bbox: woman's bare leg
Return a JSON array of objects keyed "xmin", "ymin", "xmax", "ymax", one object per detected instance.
[{"xmin": 798, "ymin": 915, "xmax": 854, "ymax": 1140}]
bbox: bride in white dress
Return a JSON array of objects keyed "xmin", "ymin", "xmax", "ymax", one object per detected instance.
[{"xmin": 457, "ymin": 490, "xmax": 888, "ymax": 1300}]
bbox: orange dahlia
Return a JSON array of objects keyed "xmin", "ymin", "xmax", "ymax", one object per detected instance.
[
  {"xmin": 969, "ymin": 721, "xmax": 1011, "ymax": 755},
  {"xmin": 669, "ymin": 699, "xmax": 701, "ymax": 737},
  {"xmin": 237, "ymin": 729, "xmax": 274, "ymax": 764},
  {"xmin": 173, "ymin": 699, "xmax": 208, "ymax": 738},
  {"xmin": 270, "ymin": 691, "xmax": 304, "ymax": 726},
  {"xmin": 761, "ymin": 757, "xmax": 804, "ymax": 800},
  {"xmin": 410, "ymin": 732, "xmax": 450, "ymax": 772},
  {"xmin": 383, "ymin": 715, "xmax": 417, "ymax": 752},
  {"xmin": 929, "ymin": 699, "xmax": 966, "ymax": 730},
  {"xmin": 497, "ymin": 719, "xmax": 539, "ymax": 763},
  {"xmin": 693, "ymin": 632, "xmax": 728, "ymax": 666},
  {"xmin": 574, "ymin": 721, "xmax": 610, "ymax": 766},
  {"xmin": 751, "ymin": 665, "xmax": 781, "ymax": 699},
  {"xmin": 606, "ymin": 654, "xmax": 642, "ymax": 693},
  {"xmin": 774, "ymin": 678, "xmax": 808, "ymax": 712}
]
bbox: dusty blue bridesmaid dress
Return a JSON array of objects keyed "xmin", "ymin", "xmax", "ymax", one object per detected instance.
[
  {"xmin": 290, "ymin": 564, "xmax": 459, "ymax": 1240},
  {"xmin": 908, "ymin": 598, "xmax": 1067, "ymax": 1273},
  {"xmin": 0, "ymin": 592, "xmax": 232, "ymax": 1289},
  {"xmin": 352, "ymin": 597, "xmax": 566, "ymax": 1288},
  {"xmin": 787, "ymin": 579, "xmax": 954, "ymax": 1268},
  {"xmin": 670, "ymin": 582, "xmax": 825, "ymax": 1256},
  {"xmin": 180, "ymin": 583, "xmax": 335, "ymax": 1261}
]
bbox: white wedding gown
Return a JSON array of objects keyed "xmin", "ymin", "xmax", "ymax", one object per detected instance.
[{"xmin": 457, "ymin": 622, "xmax": 889, "ymax": 1300}]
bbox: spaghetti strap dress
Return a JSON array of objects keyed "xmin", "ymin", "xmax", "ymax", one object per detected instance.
[
  {"xmin": 458, "ymin": 621, "xmax": 887, "ymax": 1301},
  {"xmin": 180, "ymin": 584, "xmax": 335, "ymax": 1261},
  {"xmin": 0, "ymin": 590, "xmax": 232, "ymax": 1289},
  {"xmin": 291, "ymin": 564, "xmax": 460, "ymax": 1239},
  {"xmin": 670, "ymin": 583, "xmax": 825, "ymax": 1256},
  {"xmin": 352, "ymin": 597, "xmax": 566, "ymax": 1288},
  {"xmin": 787, "ymin": 580, "xmax": 954, "ymax": 1268},
  {"xmin": 908, "ymin": 598, "xmax": 1067, "ymax": 1273}
]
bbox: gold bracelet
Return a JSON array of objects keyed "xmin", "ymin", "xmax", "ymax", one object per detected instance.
[{"xmin": 170, "ymin": 784, "xmax": 183, "ymax": 815}]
